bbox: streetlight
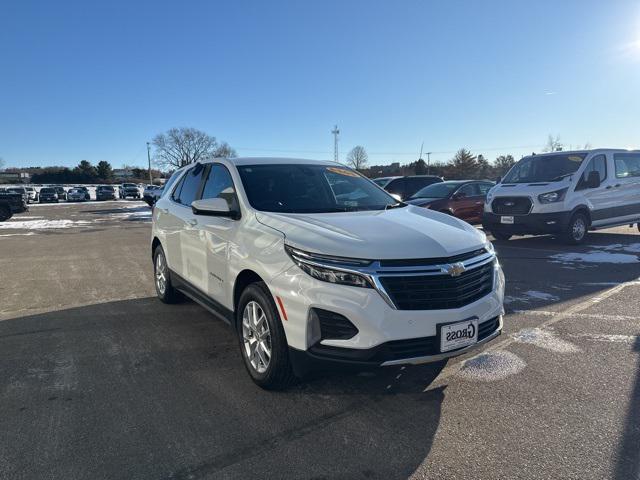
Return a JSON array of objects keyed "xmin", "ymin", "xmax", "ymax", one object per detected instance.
[{"xmin": 146, "ymin": 142, "xmax": 153, "ymax": 185}]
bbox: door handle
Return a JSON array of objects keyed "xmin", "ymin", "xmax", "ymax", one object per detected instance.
[
  {"xmin": 615, "ymin": 184, "xmax": 621, "ymax": 188},
  {"xmin": 475, "ymin": 202, "xmax": 482, "ymax": 205},
  {"xmin": 606, "ymin": 185, "xmax": 613, "ymax": 189}
]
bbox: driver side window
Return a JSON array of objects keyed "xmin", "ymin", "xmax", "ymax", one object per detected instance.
[{"xmin": 576, "ymin": 155, "xmax": 607, "ymax": 190}]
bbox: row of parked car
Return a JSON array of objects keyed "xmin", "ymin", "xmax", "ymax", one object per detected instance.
[{"xmin": 0, "ymin": 183, "xmax": 154, "ymax": 204}]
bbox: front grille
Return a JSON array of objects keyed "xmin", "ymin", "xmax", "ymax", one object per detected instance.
[
  {"xmin": 314, "ymin": 308, "xmax": 358, "ymax": 340},
  {"xmin": 491, "ymin": 196, "xmax": 532, "ymax": 215},
  {"xmin": 379, "ymin": 261, "xmax": 494, "ymax": 310}
]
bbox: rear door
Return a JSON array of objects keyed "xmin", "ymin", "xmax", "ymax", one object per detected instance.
[
  {"xmin": 451, "ymin": 183, "xmax": 480, "ymax": 222},
  {"xmin": 612, "ymin": 152, "xmax": 640, "ymax": 222}
]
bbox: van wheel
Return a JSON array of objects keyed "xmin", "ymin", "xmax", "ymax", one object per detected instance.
[
  {"xmin": 492, "ymin": 231, "xmax": 512, "ymax": 241},
  {"xmin": 237, "ymin": 282, "xmax": 296, "ymax": 390},
  {"xmin": 153, "ymin": 245, "xmax": 182, "ymax": 303},
  {"xmin": 563, "ymin": 212, "xmax": 588, "ymax": 245}
]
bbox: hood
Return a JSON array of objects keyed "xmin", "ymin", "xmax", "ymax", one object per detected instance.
[
  {"xmin": 256, "ymin": 205, "xmax": 486, "ymax": 260},
  {"xmin": 405, "ymin": 197, "xmax": 444, "ymax": 207},
  {"xmin": 490, "ymin": 179, "xmax": 571, "ymax": 197}
]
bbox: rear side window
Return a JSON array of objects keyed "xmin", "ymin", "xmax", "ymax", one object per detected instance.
[
  {"xmin": 201, "ymin": 164, "xmax": 239, "ymax": 211},
  {"xmin": 614, "ymin": 153, "xmax": 640, "ymax": 178},
  {"xmin": 385, "ymin": 178, "xmax": 405, "ymax": 196},
  {"xmin": 405, "ymin": 177, "xmax": 435, "ymax": 197},
  {"xmin": 172, "ymin": 164, "xmax": 205, "ymax": 206},
  {"xmin": 576, "ymin": 155, "xmax": 607, "ymax": 190},
  {"xmin": 478, "ymin": 183, "xmax": 493, "ymax": 195},
  {"xmin": 457, "ymin": 183, "xmax": 479, "ymax": 197}
]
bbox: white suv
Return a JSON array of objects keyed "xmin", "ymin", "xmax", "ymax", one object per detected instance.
[
  {"xmin": 151, "ymin": 158, "xmax": 505, "ymax": 389},
  {"xmin": 483, "ymin": 149, "xmax": 640, "ymax": 244}
]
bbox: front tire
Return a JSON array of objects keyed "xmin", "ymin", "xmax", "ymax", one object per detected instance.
[
  {"xmin": 0, "ymin": 205, "xmax": 11, "ymax": 222},
  {"xmin": 153, "ymin": 245, "xmax": 182, "ymax": 303},
  {"xmin": 492, "ymin": 231, "xmax": 512, "ymax": 241},
  {"xmin": 563, "ymin": 212, "xmax": 588, "ymax": 245},
  {"xmin": 237, "ymin": 283, "xmax": 296, "ymax": 390}
]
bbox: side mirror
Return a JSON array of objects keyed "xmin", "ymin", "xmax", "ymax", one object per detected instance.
[
  {"xmin": 495, "ymin": 176, "xmax": 501, "ymax": 184},
  {"xmin": 586, "ymin": 171, "xmax": 601, "ymax": 189},
  {"xmin": 390, "ymin": 193, "xmax": 402, "ymax": 202},
  {"xmin": 191, "ymin": 198, "xmax": 240, "ymax": 220}
]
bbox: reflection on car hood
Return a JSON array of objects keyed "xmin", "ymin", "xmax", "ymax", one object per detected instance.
[
  {"xmin": 256, "ymin": 205, "xmax": 485, "ymax": 260},
  {"xmin": 405, "ymin": 197, "xmax": 441, "ymax": 205}
]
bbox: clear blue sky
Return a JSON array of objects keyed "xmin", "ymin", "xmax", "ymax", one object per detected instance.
[{"xmin": 1, "ymin": 0, "xmax": 639, "ymax": 169}]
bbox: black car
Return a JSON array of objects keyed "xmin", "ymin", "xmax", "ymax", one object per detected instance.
[
  {"xmin": 0, "ymin": 190, "xmax": 28, "ymax": 221},
  {"xmin": 6, "ymin": 187, "xmax": 29, "ymax": 204},
  {"xmin": 39, "ymin": 187, "xmax": 59, "ymax": 203},
  {"xmin": 376, "ymin": 175, "xmax": 444, "ymax": 201},
  {"xmin": 53, "ymin": 186, "xmax": 67, "ymax": 200},
  {"xmin": 96, "ymin": 185, "xmax": 116, "ymax": 201}
]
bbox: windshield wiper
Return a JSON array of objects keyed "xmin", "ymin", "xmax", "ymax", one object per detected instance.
[
  {"xmin": 549, "ymin": 173, "xmax": 574, "ymax": 182},
  {"xmin": 385, "ymin": 202, "xmax": 407, "ymax": 210}
]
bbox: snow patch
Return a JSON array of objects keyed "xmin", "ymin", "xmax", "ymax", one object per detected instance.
[
  {"xmin": 513, "ymin": 328, "xmax": 581, "ymax": 353},
  {"xmin": 458, "ymin": 351, "xmax": 526, "ymax": 382},
  {"xmin": 0, "ymin": 219, "xmax": 92, "ymax": 230},
  {"xmin": 0, "ymin": 232, "xmax": 37, "ymax": 237},
  {"xmin": 551, "ymin": 248, "xmax": 640, "ymax": 265},
  {"xmin": 504, "ymin": 290, "xmax": 559, "ymax": 304}
]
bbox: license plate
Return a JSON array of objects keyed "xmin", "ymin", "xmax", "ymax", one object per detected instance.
[
  {"xmin": 500, "ymin": 216, "xmax": 514, "ymax": 224},
  {"xmin": 440, "ymin": 319, "xmax": 478, "ymax": 353}
]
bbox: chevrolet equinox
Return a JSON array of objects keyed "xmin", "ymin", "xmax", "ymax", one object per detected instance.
[{"xmin": 151, "ymin": 158, "xmax": 505, "ymax": 389}]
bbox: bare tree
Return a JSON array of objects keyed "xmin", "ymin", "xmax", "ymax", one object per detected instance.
[
  {"xmin": 152, "ymin": 127, "xmax": 228, "ymax": 169},
  {"xmin": 211, "ymin": 142, "xmax": 237, "ymax": 159},
  {"xmin": 543, "ymin": 134, "xmax": 563, "ymax": 152},
  {"xmin": 346, "ymin": 146, "xmax": 369, "ymax": 170}
]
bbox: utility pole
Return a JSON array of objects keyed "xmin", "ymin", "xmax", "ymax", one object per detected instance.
[
  {"xmin": 146, "ymin": 142, "xmax": 153, "ymax": 185},
  {"xmin": 331, "ymin": 125, "xmax": 340, "ymax": 163},
  {"xmin": 426, "ymin": 152, "xmax": 432, "ymax": 175}
]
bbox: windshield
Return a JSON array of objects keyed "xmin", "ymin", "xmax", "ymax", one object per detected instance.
[
  {"xmin": 8, "ymin": 188, "xmax": 25, "ymax": 193},
  {"xmin": 503, "ymin": 153, "xmax": 587, "ymax": 183},
  {"xmin": 238, "ymin": 164, "xmax": 400, "ymax": 213},
  {"xmin": 99, "ymin": 186, "xmax": 114, "ymax": 191},
  {"xmin": 373, "ymin": 178, "xmax": 391, "ymax": 187},
  {"xmin": 411, "ymin": 182, "xmax": 462, "ymax": 199},
  {"xmin": 41, "ymin": 188, "xmax": 55, "ymax": 194},
  {"xmin": 123, "ymin": 183, "xmax": 137, "ymax": 188}
]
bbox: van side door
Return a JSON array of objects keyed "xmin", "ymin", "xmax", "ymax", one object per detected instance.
[{"xmin": 612, "ymin": 152, "xmax": 640, "ymax": 222}]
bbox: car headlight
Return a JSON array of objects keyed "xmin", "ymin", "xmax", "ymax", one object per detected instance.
[
  {"xmin": 538, "ymin": 188, "xmax": 568, "ymax": 204},
  {"xmin": 485, "ymin": 240, "xmax": 495, "ymax": 255},
  {"xmin": 284, "ymin": 245, "xmax": 373, "ymax": 288}
]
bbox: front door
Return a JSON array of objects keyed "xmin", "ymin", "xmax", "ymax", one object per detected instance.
[{"xmin": 577, "ymin": 154, "xmax": 618, "ymax": 227}]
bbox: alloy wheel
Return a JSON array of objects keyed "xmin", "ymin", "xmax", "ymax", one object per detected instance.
[
  {"xmin": 242, "ymin": 301, "xmax": 272, "ymax": 374},
  {"xmin": 155, "ymin": 251, "xmax": 167, "ymax": 295}
]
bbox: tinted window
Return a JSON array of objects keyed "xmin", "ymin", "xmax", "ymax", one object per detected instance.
[
  {"xmin": 405, "ymin": 177, "xmax": 440, "ymax": 197},
  {"xmin": 40, "ymin": 188, "xmax": 55, "ymax": 194},
  {"xmin": 237, "ymin": 164, "xmax": 397, "ymax": 213},
  {"xmin": 478, "ymin": 183, "xmax": 493, "ymax": 195},
  {"xmin": 576, "ymin": 155, "xmax": 607, "ymax": 189},
  {"xmin": 410, "ymin": 182, "xmax": 461, "ymax": 199},
  {"xmin": 161, "ymin": 171, "xmax": 181, "ymax": 198},
  {"xmin": 385, "ymin": 178, "xmax": 405, "ymax": 196},
  {"xmin": 457, "ymin": 183, "xmax": 479, "ymax": 197},
  {"xmin": 201, "ymin": 164, "xmax": 239, "ymax": 211},
  {"xmin": 614, "ymin": 153, "xmax": 640, "ymax": 178},
  {"xmin": 172, "ymin": 164, "xmax": 205, "ymax": 206}
]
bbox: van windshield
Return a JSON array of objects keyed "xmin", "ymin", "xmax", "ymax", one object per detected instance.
[
  {"xmin": 238, "ymin": 164, "xmax": 400, "ymax": 213},
  {"xmin": 502, "ymin": 153, "xmax": 587, "ymax": 183}
]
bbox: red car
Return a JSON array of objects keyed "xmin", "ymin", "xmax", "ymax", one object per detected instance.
[{"xmin": 405, "ymin": 180, "xmax": 494, "ymax": 224}]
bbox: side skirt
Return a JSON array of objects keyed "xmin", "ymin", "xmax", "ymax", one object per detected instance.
[{"xmin": 169, "ymin": 270, "xmax": 235, "ymax": 325}]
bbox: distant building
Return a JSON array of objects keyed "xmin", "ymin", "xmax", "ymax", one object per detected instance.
[
  {"xmin": 369, "ymin": 162, "xmax": 401, "ymax": 177},
  {"xmin": 113, "ymin": 168, "xmax": 134, "ymax": 179},
  {"xmin": 0, "ymin": 172, "xmax": 31, "ymax": 183}
]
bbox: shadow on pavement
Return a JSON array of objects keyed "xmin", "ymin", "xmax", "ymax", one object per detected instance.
[
  {"xmin": 615, "ymin": 336, "xmax": 640, "ymax": 479},
  {"xmin": 0, "ymin": 297, "xmax": 444, "ymax": 480}
]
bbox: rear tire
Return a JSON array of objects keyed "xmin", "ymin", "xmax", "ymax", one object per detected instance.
[
  {"xmin": 563, "ymin": 212, "xmax": 588, "ymax": 245},
  {"xmin": 153, "ymin": 245, "xmax": 182, "ymax": 303},
  {"xmin": 492, "ymin": 231, "xmax": 512, "ymax": 241},
  {"xmin": 0, "ymin": 205, "xmax": 12, "ymax": 222},
  {"xmin": 237, "ymin": 282, "xmax": 296, "ymax": 390}
]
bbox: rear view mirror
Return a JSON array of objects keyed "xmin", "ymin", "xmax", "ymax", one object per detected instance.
[
  {"xmin": 586, "ymin": 171, "xmax": 600, "ymax": 189},
  {"xmin": 191, "ymin": 198, "xmax": 240, "ymax": 219}
]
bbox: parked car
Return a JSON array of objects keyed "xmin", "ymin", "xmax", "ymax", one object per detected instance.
[
  {"xmin": 483, "ymin": 149, "xmax": 640, "ymax": 244},
  {"xmin": 67, "ymin": 188, "xmax": 88, "ymax": 202},
  {"xmin": 143, "ymin": 185, "xmax": 163, "ymax": 206},
  {"xmin": 152, "ymin": 158, "xmax": 504, "ymax": 389},
  {"xmin": 96, "ymin": 185, "xmax": 116, "ymax": 201},
  {"xmin": 38, "ymin": 187, "xmax": 59, "ymax": 203},
  {"xmin": 6, "ymin": 187, "xmax": 29, "ymax": 204},
  {"xmin": 0, "ymin": 190, "xmax": 28, "ymax": 221},
  {"xmin": 375, "ymin": 175, "xmax": 443, "ymax": 201},
  {"xmin": 25, "ymin": 187, "xmax": 38, "ymax": 203},
  {"xmin": 406, "ymin": 180, "xmax": 494, "ymax": 224},
  {"xmin": 120, "ymin": 183, "xmax": 140, "ymax": 199},
  {"xmin": 73, "ymin": 186, "xmax": 91, "ymax": 200},
  {"xmin": 53, "ymin": 186, "xmax": 68, "ymax": 200}
]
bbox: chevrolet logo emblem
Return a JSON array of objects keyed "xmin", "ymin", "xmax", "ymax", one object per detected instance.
[{"xmin": 442, "ymin": 262, "xmax": 466, "ymax": 277}]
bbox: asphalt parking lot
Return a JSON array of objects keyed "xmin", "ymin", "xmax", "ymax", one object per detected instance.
[{"xmin": 1, "ymin": 201, "xmax": 639, "ymax": 480}]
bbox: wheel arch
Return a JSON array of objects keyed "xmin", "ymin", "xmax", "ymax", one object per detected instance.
[
  {"xmin": 151, "ymin": 236, "xmax": 162, "ymax": 258},
  {"xmin": 570, "ymin": 205, "xmax": 591, "ymax": 227},
  {"xmin": 233, "ymin": 269, "xmax": 267, "ymax": 316}
]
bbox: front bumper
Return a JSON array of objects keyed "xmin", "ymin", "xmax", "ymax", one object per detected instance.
[
  {"xmin": 270, "ymin": 260, "xmax": 505, "ymax": 374},
  {"xmin": 483, "ymin": 211, "xmax": 571, "ymax": 235}
]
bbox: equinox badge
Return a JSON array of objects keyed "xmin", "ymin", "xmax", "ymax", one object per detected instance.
[{"xmin": 443, "ymin": 262, "xmax": 466, "ymax": 277}]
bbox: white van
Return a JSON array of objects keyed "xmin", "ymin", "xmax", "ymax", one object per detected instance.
[{"xmin": 483, "ymin": 149, "xmax": 640, "ymax": 244}]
